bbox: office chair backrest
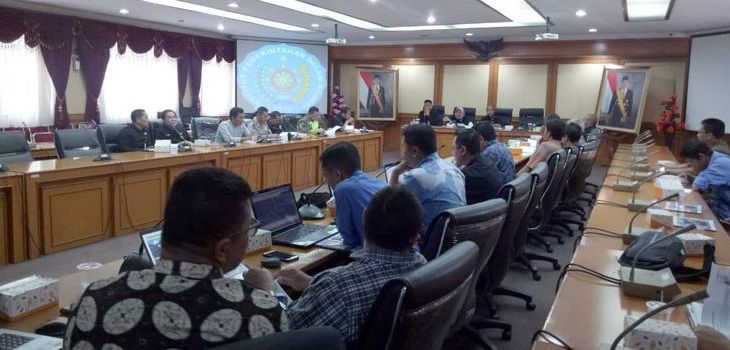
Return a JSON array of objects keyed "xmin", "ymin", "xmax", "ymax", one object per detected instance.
[
  {"xmin": 528, "ymin": 150, "xmax": 566, "ymax": 231},
  {"xmin": 518, "ymin": 108, "xmax": 545, "ymax": 126},
  {"xmin": 97, "ymin": 124, "xmax": 126, "ymax": 153},
  {"xmin": 567, "ymin": 141, "xmax": 598, "ymax": 200},
  {"xmin": 493, "ymin": 108, "xmax": 513, "ymax": 126},
  {"xmin": 54, "ymin": 129, "xmax": 102, "ymax": 159},
  {"xmin": 191, "ymin": 117, "xmax": 221, "ymax": 140},
  {"xmin": 0, "ymin": 130, "xmax": 33, "ymax": 164},
  {"xmin": 178, "ymin": 107, "xmax": 198, "ymax": 126},
  {"xmin": 357, "ymin": 241, "xmax": 479, "ymax": 350},
  {"xmin": 560, "ymin": 145, "xmax": 583, "ymax": 201},
  {"xmin": 213, "ymin": 327, "xmax": 345, "ymax": 350},
  {"xmin": 513, "ymin": 162, "xmax": 549, "ymax": 252},
  {"xmin": 430, "ymin": 105, "xmax": 446, "ymax": 126},
  {"xmin": 463, "ymin": 107, "xmax": 476, "ymax": 119},
  {"xmin": 484, "ymin": 173, "xmax": 534, "ymax": 293}
]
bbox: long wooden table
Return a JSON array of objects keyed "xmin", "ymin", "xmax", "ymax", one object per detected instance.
[
  {"xmin": 0, "ymin": 132, "xmax": 382, "ymax": 264},
  {"xmin": 0, "ymin": 215, "xmax": 338, "ymax": 333},
  {"xmin": 29, "ymin": 142, "xmax": 58, "ymax": 160},
  {"xmin": 533, "ymin": 146, "xmax": 730, "ymax": 349}
]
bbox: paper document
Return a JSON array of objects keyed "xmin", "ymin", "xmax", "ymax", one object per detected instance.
[
  {"xmin": 224, "ymin": 263, "xmax": 293, "ymax": 308},
  {"xmin": 700, "ymin": 263, "xmax": 730, "ymax": 338}
]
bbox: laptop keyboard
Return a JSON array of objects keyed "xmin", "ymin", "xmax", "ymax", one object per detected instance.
[
  {"xmin": 274, "ymin": 224, "xmax": 329, "ymax": 245},
  {"xmin": 0, "ymin": 333, "xmax": 33, "ymax": 350}
]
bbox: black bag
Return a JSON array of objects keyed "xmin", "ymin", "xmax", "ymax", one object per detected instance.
[
  {"xmin": 618, "ymin": 230, "xmax": 686, "ymax": 271},
  {"xmin": 296, "ymin": 181, "xmax": 332, "ymax": 208}
]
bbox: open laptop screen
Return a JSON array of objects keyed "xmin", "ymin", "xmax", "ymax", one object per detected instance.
[
  {"xmin": 251, "ymin": 184, "xmax": 302, "ymax": 233},
  {"xmin": 140, "ymin": 229, "xmax": 162, "ymax": 264}
]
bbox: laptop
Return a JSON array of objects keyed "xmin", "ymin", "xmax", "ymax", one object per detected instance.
[
  {"xmin": 251, "ymin": 184, "xmax": 336, "ymax": 248},
  {"xmin": 0, "ymin": 328, "xmax": 61, "ymax": 349},
  {"xmin": 140, "ymin": 229, "xmax": 163, "ymax": 264}
]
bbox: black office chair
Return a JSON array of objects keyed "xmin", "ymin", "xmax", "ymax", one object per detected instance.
[
  {"xmin": 191, "ymin": 117, "xmax": 221, "ymax": 140},
  {"xmin": 430, "ymin": 105, "xmax": 446, "ymax": 126},
  {"xmin": 518, "ymin": 108, "xmax": 545, "ymax": 128},
  {"xmin": 528, "ymin": 149, "xmax": 567, "ymax": 250},
  {"xmin": 97, "ymin": 124, "xmax": 126, "ymax": 153},
  {"xmin": 463, "ymin": 107, "xmax": 477, "ymax": 120},
  {"xmin": 493, "ymin": 108, "xmax": 513, "ymax": 126},
  {"xmin": 281, "ymin": 114, "xmax": 303, "ymax": 132},
  {"xmin": 214, "ymin": 327, "xmax": 345, "ymax": 350},
  {"xmin": 54, "ymin": 129, "xmax": 102, "ymax": 159},
  {"xmin": 539, "ymin": 147, "xmax": 582, "ymax": 241},
  {"xmin": 513, "ymin": 162, "xmax": 551, "ymax": 281},
  {"xmin": 0, "ymin": 130, "xmax": 33, "ymax": 163},
  {"xmin": 357, "ymin": 241, "xmax": 479, "ymax": 350},
  {"xmin": 178, "ymin": 106, "xmax": 198, "ymax": 127}
]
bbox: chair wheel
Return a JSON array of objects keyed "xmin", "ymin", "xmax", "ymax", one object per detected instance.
[
  {"xmin": 501, "ymin": 330, "xmax": 511, "ymax": 341},
  {"xmin": 553, "ymin": 263, "xmax": 561, "ymax": 270},
  {"xmin": 532, "ymin": 273, "xmax": 541, "ymax": 281},
  {"xmin": 526, "ymin": 302, "xmax": 536, "ymax": 311}
]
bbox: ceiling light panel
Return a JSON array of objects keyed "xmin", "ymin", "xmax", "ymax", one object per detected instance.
[
  {"xmin": 478, "ymin": 0, "xmax": 545, "ymax": 24},
  {"xmin": 255, "ymin": 0, "xmax": 382, "ymax": 29},
  {"xmin": 625, "ymin": 0, "xmax": 673, "ymax": 21},
  {"xmin": 139, "ymin": 0, "xmax": 313, "ymax": 32}
]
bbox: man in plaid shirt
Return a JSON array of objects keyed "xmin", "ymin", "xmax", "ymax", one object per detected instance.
[{"xmin": 277, "ymin": 185, "xmax": 427, "ymax": 346}]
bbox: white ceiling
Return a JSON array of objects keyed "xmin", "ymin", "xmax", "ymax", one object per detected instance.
[{"xmin": 13, "ymin": 0, "xmax": 730, "ymax": 44}]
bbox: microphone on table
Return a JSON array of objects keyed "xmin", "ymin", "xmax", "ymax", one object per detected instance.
[
  {"xmin": 376, "ymin": 160, "xmax": 402, "ymax": 181},
  {"xmin": 626, "ymin": 172, "xmax": 670, "ymax": 211},
  {"xmin": 81, "ymin": 126, "xmax": 112, "ymax": 162},
  {"xmin": 172, "ymin": 122, "xmax": 192, "ymax": 152},
  {"xmin": 613, "ymin": 169, "xmax": 666, "ymax": 192},
  {"xmin": 618, "ymin": 224, "xmax": 696, "ymax": 301},
  {"xmin": 606, "ymin": 289, "xmax": 708, "ymax": 350},
  {"xmin": 623, "ymin": 192, "xmax": 679, "ymax": 243},
  {"xmin": 613, "ymin": 156, "xmax": 653, "ymax": 172}
]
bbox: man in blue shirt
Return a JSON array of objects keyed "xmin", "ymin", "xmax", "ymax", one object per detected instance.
[
  {"xmin": 476, "ymin": 121, "xmax": 516, "ymax": 183},
  {"xmin": 320, "ymin": 141, "xmax": 386, "ymax": 250},
  {"xmin": 390, "ymin": 124, "xmax": 466, "ymax": 242},
  {"xmin": 681, "ymin": 138, "xmax": 730, "ymax": 220}
]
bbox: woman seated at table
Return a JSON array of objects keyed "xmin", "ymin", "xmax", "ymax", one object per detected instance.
[{"xmin": 444, "ymin": 106, "xmax": 474, "ymax": 126}]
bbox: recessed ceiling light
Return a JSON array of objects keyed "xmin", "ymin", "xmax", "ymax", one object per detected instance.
[
  {"xmin": 368, "ymin": 35, "xmax": 375, "ymax": 39},
  {"xmin": 370, "ymin": 0, "xmax": 377, "ymax": 2},
  {"xmin": 217, "ymin": 23, "xmax": 225, "ymax": 31},
  {"xmin": 119, "ymin": 8, "xmax": 130, "ymax": 14},
  {"xmin": 575, "ymin": 9, "xmax": 587, "ymax": 17},
  {"xmin": 227, "ymin": 2, "xmax": 239, "ymax": 8},
  {"xmin": 311, "ymin": 23, "xmax": 319, "ymax": 27},
  {"xmin": 625, "ymin": 0, "xmax": 673, "ymax": 21},
  {"xmin": 426, "ymin": 15, "xmax": 436, "ymax": 24},
  {"xmin": 140, "ymin": 0, "xmax": 311, "ymax": 32},
  {"xmin": 465, "ymin": 32, "xmax": 474, "ymax": 36},
  {"xmin": 588, "ymin": 28, "xmax": 598, "ymax": 33}
]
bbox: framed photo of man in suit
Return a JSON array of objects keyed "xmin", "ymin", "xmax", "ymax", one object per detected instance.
[
  {"xmin": 356, "ymin": 68, "xmax": 397, "ymax": 121},
  {"xmin": 595, "ymin": 67, "xmax": 651, "ymax": 134}
]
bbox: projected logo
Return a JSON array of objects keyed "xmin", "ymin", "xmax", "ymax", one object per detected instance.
[{"xmin": 238, "ymin": 44, "xmax": 326, "ymax": 112}]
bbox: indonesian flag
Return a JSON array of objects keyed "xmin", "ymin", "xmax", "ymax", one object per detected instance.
[
  {"xmin": 358, "ymin": 71, "xmax": 372, "ymax": 113},
  {"xmin": 601, "ymin": 71, "xmax": 619, "ymax": 112},
  {"xmin": 607, "ymin": 71, "xmax": 618, "ymax": 93}
]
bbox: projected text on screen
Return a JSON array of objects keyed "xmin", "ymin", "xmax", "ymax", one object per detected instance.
[{"xmin": 237, "ymin": 43, "xmax": 326, "ymax": 113}]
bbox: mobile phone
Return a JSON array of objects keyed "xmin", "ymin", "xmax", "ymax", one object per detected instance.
[{"xmin": 263, "ymin": 250, "xmax": 299, "ymax": 262}]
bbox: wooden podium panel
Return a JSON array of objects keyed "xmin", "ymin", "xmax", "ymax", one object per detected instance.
[
  {"xmin": 0, "ymin": 191, "xmax": 7, "ymax": 265},
  {"xmin": 262, "ymin": 153, "xmax": 292, "ymax": 189},
  {"xmin": 362, "ymin": 138, "xmax": 382, "ymax": 171},
  {"xmin": 291, "ymin": 148, "xmax": 319, "ymax": 189},
  {"xmin": 435, "ymin": 129, "xmax": 455, "ymax": 158},
  {"xmin": 113, "ymin": 170, "xmax": 167, "ymax": 235},
  {"xmin": 40, "ymin": 178, "xmax": 110, "ymax": 253},
  {"xmin": 227, "ymin": 156, "xmax": 263, "ymax": 191}
]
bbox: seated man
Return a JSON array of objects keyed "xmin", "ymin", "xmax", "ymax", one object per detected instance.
[
  {"xmin": 117, "ymin": 109, "xmax": 155, "ymax": 152},
  {"xmin": 154, "ymin": 109, "xmax": 192, "ymax": 144},
  {"xmin": 476, "ymin": 121, "xmax": 516, "ymax": 183},
  {"xmin": 483, "ymin": 104, "xmax": 495, "ymax": 122},
  {"xmin": 214, "ymin": 107, "xmax": 251, "ymax": 144},
  {"xmin": 698, "ymin": 118, "xmax": 730, "ymax": 154},
  {"xmin": 297, "ymin": 106, "xmax": 324, "ymax": 134},
  {"xmin": 64, "ymin": 167, "xmax": 286, "ymax": 349},
  {"xmin": 250, "ymin": 106, "xmax": 272, "ymax": 137},
  {"xmin": 563, "ymin": 122, "xmax": 583, "ymax": 148},
  {"xmin": 320, "ymin": 141, "xmax": 386, "ymax": 250},
  {"xmin": 267, "ymin": 111, "xmax": 283, "ymax": 134},
  {"xmin": 681, "ymin": 139, "xmax": 730, "ymax": 220},
  {"xmin": 390, "ymin": 124, "xmax": 466, "ymax": 240},
  {"xmin": 453, "ymin": 128, "xmax": 505, "ymax": 204},
  {"xmin": 521, "ymin": 118, "xmax": 566, "ymax": 173},
  {"xmin": 277, "ymin": 185, "xmax": 427, "ymax": 346},
  {"xmin": 417, "ymin": 99, "xmax": 433, "ymax": 124}
]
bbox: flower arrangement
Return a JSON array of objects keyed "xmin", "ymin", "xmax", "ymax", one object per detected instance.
[
  {"xmin": 655, "ymin": 94, "xmax": 684, "ymax": 148},
  {"xmin": 330, "ymin": 86, "xmax": 346, "ymax": 117}
]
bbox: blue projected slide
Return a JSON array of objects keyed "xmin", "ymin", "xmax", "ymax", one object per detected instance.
[{"xmin": 236, "ymin": 41, "xmax": 328, "ymax": 114}]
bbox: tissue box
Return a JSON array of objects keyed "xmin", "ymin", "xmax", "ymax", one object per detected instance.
[
  {"xmin": 246, "ymin": 228, "xmax": 272, "ymax": 254},
  {"xmin": 194, "ymin": 139, "xmax": 211, "ymax": 147},
  {"xmin": 679, "ymin": 233, "xmax": 715, "ymax": 255},
  {"xmin": 647, "ymin": 208, "xmax": 674, "ymax": 228},
  {"xmin": 623, "ymin": 315, "xmax": 696, "ymax": 350},
  {"xmin": 0, "ymin": 276, "xmax": 59, "ymax": 321}
]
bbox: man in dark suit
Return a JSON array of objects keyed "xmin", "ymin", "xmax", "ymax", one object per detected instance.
[
  {"xmin": 117, "ymin": 109, "xmax": 155, "ymax": 152},
  {"xmin": 154, "ymin": 109, "xmax": 192, "ymax": 144},
  {"xmin": 366, "ymin": 74, "xmax": 386, "ymax": 117},
  {"xmin": 608, "ymin": 75, "xmax": 633, "ymax": 127}
]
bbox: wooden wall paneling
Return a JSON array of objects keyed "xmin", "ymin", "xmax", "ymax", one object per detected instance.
[
  {"xmin": 262, "ymin": 153, "xmax": 292, "ymax": 189},
  {"xmin": 41, "ymin": 178, "xmax": 111, "ymax": 253},
  {"xmin": 1, "ymin": 176, "xmax": 24, "ymax": 263},
  {"xmin": 434, "ymin": 63, "xmax": 444, "ymax": 105},
  {"xmin": 362, "ymin": 137, "xmax": 382, "ymax": 171},
  {"xmin": 291, "ymin": 147, "xmax": 319, "ymax": 189},
  {"xmin": 0, "ymin": 191, "xmax": 7, "ymax": 265},
  {"xmin": 546, "ymin": 61, "xmax": 559, "ymax": 114},
  {"xmin": 488, "ymin": 60, "xmax": 499, "ymax": 108},
  {"xmin": 227, "ymin": 156, "xmax": 263, "ymax": 191},
  {"xmin": 435, "ymin": 129, "xmax": 455, "ymax": 158},
  {"xmin": 114, "ymin": 170, "xmax": 167, "ymax": 235}
]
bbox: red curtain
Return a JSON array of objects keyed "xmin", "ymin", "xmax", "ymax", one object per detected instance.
[{"xmin": 0, "ymin": 6, "xmax": 235, "ymax": 126}]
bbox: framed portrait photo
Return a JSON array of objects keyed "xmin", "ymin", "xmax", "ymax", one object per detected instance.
[
  {"xmin": 356, "ymin": 68, "xmax": 397, "ymax": 121},
  {"xmin": 595, "ymin": 67, "xmax": 651, "ymax": 134}
]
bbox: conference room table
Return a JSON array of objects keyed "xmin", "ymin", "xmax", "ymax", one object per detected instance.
[
  {"xmin": 0, "ymin": 214, "xmax": 340, "ymax": 333},
  {"xmin": 1, "ymin": 131, "xmax": 383, "ymax": 264},
  {"xmin": 532, "ymin": 146, "xmax": 730, "ymax": 350},
  {"xmin": 29, "ymin": 142, "xmax": 58, "ymax": 160}
]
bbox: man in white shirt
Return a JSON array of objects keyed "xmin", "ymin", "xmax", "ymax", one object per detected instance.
[{"xmin": 214, "ymin": 107, "xmax": 251, "ymax": 144}]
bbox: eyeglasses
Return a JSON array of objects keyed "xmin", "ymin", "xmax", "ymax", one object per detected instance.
[{"xmin": 247, "ymin": 218, "xmax": 261, "ymax": 238}]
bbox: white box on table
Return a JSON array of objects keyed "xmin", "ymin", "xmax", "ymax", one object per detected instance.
[
  {"xmin": 0, "ymin": 275, "xmax": 58, "ymax": 320},
  {"xmin": 623, "ymin": 315, "xmax": 697, "ymax": 350}
]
